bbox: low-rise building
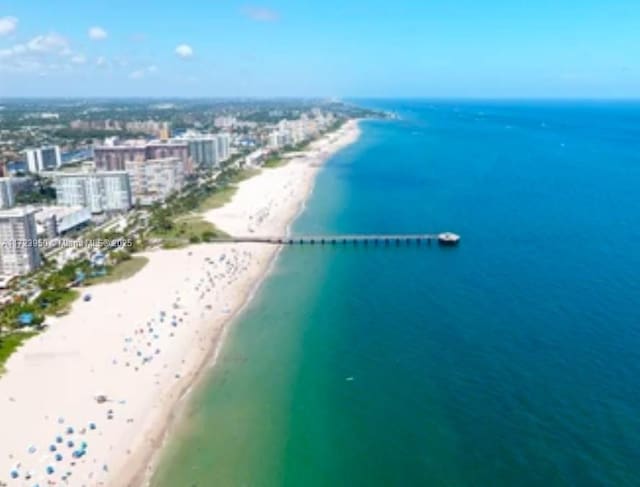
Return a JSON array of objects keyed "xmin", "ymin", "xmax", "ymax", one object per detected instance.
[{"xmin": 33, "ymin": 206, "xmax": 92, "ymax": 237}]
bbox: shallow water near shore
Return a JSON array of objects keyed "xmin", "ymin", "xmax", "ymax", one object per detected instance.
[{"xmin": 152, "ymin": 100, "xmax": 640, "ymax": 487}]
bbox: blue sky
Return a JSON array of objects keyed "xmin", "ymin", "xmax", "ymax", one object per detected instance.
[{"xmin": 0, "ymin": 0, "xmax": 639, "ymax": 98}]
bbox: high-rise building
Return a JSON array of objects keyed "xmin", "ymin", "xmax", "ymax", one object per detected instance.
[
  {"xmin": 24, "ymin": 146, "xmax": 62, "ymax": 173},
  {"xmin": 125, "ymin": 157, "xmax": 186, "ymax": 205},
  {"xmin": 94, "ymin": 145, "xmax": 146, "ymax": 171},
  {"xmin": 145, "ymin": 141, "xmax": 191, "ymax": 173},
  {"xmin": 94, "ymin": 140, "xmax": 191, "ymax": 173},
  {"xmin": 54, "ymin": 171, "xmax": 132, "ymax": 213},
  {"xmin": 187, "ymin": 137, "xmax": 219, "ymax": 168},
  {"xmin": 0, "ymin": 177, "xmax": 15, "ymax": 209},
  {"xmin": 0, "ymin": 208, "xmax": 42, "ymax": 276},
  {"xmin": 179, "ymin": 133, "xmax": 232, "ymax": 168},
  {"xmin": 267, "ymin": 132, "xmax": 280, "ymax": 150},
  {"xmin": 216, "ymin": 133, "xmax": 231, "ymax": 162}
]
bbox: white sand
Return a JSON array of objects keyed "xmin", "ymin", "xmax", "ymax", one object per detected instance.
[{"xmin": 0, "ymin": 120, "xmax": 360, "ymax": 487}]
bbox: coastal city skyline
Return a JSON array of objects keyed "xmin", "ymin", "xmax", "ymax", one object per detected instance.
[
  {"xmin": 0, "ymin": 90, "xmax": 376, "ymax": 484},
  {"xmin": 2, "ymin": 0, "xmax": 640, "ymax": 98},
  {"xmin": 2, "ymin": 3, "xmax": 640, "ymax": 487}
]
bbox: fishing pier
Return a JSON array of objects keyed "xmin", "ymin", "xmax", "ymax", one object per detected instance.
[{"xmin": 209, "ymin": 232, "xmax": 460, "ymax": 246}]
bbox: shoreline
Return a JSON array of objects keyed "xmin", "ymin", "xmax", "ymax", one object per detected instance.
[
  {"xmin": 123, "ymin": 119, "xmax": 362, "ymax": 486},
  {"xmin": 131, "ymin": 235, "xmax": 286, "ymax": 487},
  {"xmin": 0, "ymin": 120, "xmax": 361, "ymax": 487}
]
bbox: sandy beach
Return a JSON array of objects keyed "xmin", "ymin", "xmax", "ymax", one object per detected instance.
[{"xmin": 0, "ymin": 120, "xmax": 360, "ymax": 487}]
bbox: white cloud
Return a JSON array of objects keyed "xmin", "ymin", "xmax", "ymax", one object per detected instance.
[
  {"xmin": 129, "ymin": 69, "xmax": 145, "ymax": 80},
  {"xmin": 129, "ymin": 65, "xmax": 158, "ymax": 80},
  {"xmin": 242, "ymin": 6, "xmax": 279, "ymax": 22},
  {"xmin": 175, "ymin": 44, "xmax": 194, "ymax": 59},
  {"xmin": 26, "ymin": 33, "xmax": 70, "ymax": 54},
  {"xmin": 0, "ymin": 16, "xmax": 18, "ymax": 36},
  {"xmin": 0, "ymin": 33, "xmax": 70, "ymax": 60},
  {"xmin": 71, "ymin": 54, "xmax": 87, "ymax": 65},
  {"xmin": 88, "ymin": 26, "xmax": 108, "ymax": 40},
  {"xmin": 96, "ymin": 56, "xmax": 107, "ymax": 67},
  {"xmin": 0, "ymin": 33, "xmax": 74, "ymax": 73}
]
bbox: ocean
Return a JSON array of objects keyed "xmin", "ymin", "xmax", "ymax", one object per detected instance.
[{"xmin": 152, "ymin": 100, "xmax": 640, "ymax": 487}]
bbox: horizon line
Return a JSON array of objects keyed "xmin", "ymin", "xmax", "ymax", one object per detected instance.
[{"xmin": 2, "ymin": 96, "xmax": 640, "ymax": 102}]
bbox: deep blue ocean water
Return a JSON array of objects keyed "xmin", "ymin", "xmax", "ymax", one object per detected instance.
[{"xmin": 153, "ymin": 100, "xmax": 640, "ymax": 487}]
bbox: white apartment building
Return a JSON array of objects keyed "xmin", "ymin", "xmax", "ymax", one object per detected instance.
[
  {"xmin": 0, "ymin": 177, "xmax": 15, "ymax": 209},
  {"xmin": 54, "ymin": 171, "xmax": 133, "ymax": 213},
  {"xmin": 24, "ymin": 146, "xmax": 62, "ymax": 173},
  {"xmin": 216, "ymin": 133, "xmax": 231, "ymax": 161},
  {"xmin": 125, "ymin": 157, "xmax": 185, "ymax": 205},
  {"xmin": 0, "ymin": 208, "xmax": 42, "ymax": 277}
]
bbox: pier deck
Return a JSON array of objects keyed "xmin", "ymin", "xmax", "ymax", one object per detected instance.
[{"xmin": 208, "ymin": 234, "xmax": 458, "ymax": 246}]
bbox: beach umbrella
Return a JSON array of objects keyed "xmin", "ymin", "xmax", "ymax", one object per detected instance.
[
  {"xmin": 66, "ymin": 426, "xmax": 74, "ymax": 434},
  {"xmin": 54, "ymin": 453, "xmax": 63, "ymax": 462},
  {"xmin": 10, "ymin": 468, "xmax": 19, "ymax": 479},
  {"xmin": 49, "ymin": 444, "xmax": 57, "ymax": 452},
  {"xmin": 28, "ymin": 445, "xmax": 37, "ymax": 454},
  {"xmin": 88, "ymin": 422, "xmax": 96, "ymax": 430},
  {"xmin": 18, "ymin": 312, "xmax": 34, "ymax": 326},
  {"xmin": 46, "ymin": 465, "xmax": 55, "ymax": 475},
  {"xmin": 66, "ymin": 440, "xmax": 74, "ymax": 448},
  {"xmin": 55, "ymin": 436, "xmax": 63, "ymax": 443}
]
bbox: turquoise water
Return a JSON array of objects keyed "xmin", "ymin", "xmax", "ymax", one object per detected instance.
[{"xmin": 152, "ymin": 101, "xmax": 640, "ymax": 487}]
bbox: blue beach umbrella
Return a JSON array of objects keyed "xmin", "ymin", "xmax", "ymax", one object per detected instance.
[{"xmin": 18, "ymin": 312, "xmax": 34, "ymax": 326}]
